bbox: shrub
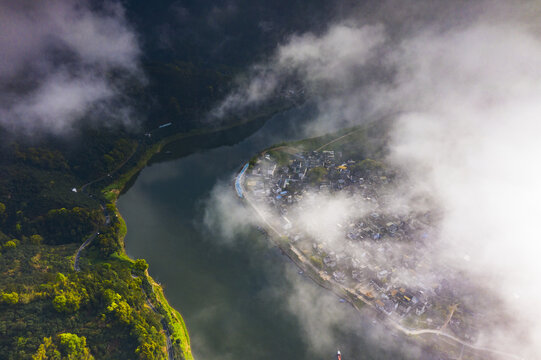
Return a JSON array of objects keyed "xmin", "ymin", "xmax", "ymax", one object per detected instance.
[
  {"xmin": 1, "ymin": 292, "xmax": 19, "ymax": 305},
  {"xmin": 58, "ymin": 333, "xmax": 93, "ymax": 359},
  {"xmin": 133, "ymin": 259, "xmax": 149, "ymax": 273},
  {"xmin": 3, "ymin": 240, "xmax": 16, "ymax": 249},
  {"xmin": 52, "ymin": 292, "xmax": 81, "ymax": 313},
  {"xmin": 30, "ymin": 234, "xmax": 44, "ymax": 245},
  {"xmin": 33, "ymin": 334, "xmax": 94, "ymax": 360},
  {"xmin": 310, "ymin": 256, "xmax": 324, "ymax": 269}
]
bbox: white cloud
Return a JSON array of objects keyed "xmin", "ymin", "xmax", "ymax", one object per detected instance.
[
  {"xmin": 203, "ymin": 181, "xmax": 262, "ymax": 244},
  {"xmin": 0, "ymin": 0, "xmax": 142, "ymax": 135},
  {"xmin": 211, "ymin": 24, "xmax": 385, "ymax": 121},
  {"xmin": 206, "ymin": 2, "xmax": 541, "ymax": 357},
  {"xmin": 386, "ymin": 22, "xmax": 541, "ymax": 357}
]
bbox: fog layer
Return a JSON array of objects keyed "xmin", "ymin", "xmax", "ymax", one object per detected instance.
[
  {"xmin": 0, "ymin": 0, "xmax": 142, "ymax": 135},
  {"xmin": 207, "ymin": 1, "xmax": 541, "ymax": 358}
]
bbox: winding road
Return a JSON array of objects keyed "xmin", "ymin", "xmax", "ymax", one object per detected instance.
[
  {"xmin": 80, "ymin": 144, "xmax": 140, "ymax": 192},
  {"xmin": 74, "ymin": 143, "xmax": 139, "ymax": 271},
  {"xmin": 73, "ymin": 205, "xmax": 110, "ymax": 272},
  {"xmin": 72, "ymin": 140, "xmax": 177, "ymax": 359},
  {"xmin": 73, "ymin": 231, "xmax": 98, "ymax": 272}
]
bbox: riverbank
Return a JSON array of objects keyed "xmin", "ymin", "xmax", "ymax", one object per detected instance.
[
  {"xmin": 118, "ymin": 103, "xmax": 363, "ymax": 360},
  {"xmin": 236, "ymin": 162, "xmax": 368, "ymax": 309},
  {"xmin": 235, "ymin": 126, "xmax": 379, "ymax": 310},
  {"xmin": 93, "ymin": 108, "xmax": 293, "ymax": 360}
]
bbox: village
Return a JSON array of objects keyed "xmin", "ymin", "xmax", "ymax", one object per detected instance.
[{"xmin": 241, "ymin": 149, "xmax": 481, "ymax": 348}]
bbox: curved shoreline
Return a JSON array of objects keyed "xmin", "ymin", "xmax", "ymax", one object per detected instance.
[{"xmin": 97, "ymin": 111, "xmax": 289, "ymax": 359}]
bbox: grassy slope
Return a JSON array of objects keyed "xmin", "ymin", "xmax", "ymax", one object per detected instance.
[
  {"xmin": 99, "ymin": 150, "xmax": 194, "ymax": 360},
  {"xmin": 248, "ymin": 118, "xmax": 392, "ymax": 170}
]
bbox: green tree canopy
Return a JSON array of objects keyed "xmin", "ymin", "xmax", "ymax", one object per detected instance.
[
  {"xmin": 52, "ymin": 292, "xmax": 81, "ymax": 313},
  {"xmin": 306, "ymin": 166, "xmax": 328, "ymax": 185},
  {"xmin": 133, "ymin": 259, "xmax": 149, "ymax": 273},
  {"xmin": 3, "ymin": 240, "xmax": 16, "ymax": 249},
  {"xmin": 58, "ymin": 333, "xmax": 93, "ymax": 360},
  {"xmin": 30, "ymin": 234, "xmax": 44, "ymax": 245},
  {"xmin": 33, "ymin": 333, "xmax": 94, "ymax": 360},
  {"xmin": 1, "ymin": 292, "xmax": 19, "ymax": 305}
]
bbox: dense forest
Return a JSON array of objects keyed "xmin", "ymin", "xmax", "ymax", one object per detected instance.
[{"xmin": 0, "ymin": 0, "xmax": 363, "ymax": 358}]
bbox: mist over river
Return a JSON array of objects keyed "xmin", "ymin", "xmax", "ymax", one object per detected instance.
[{"xmin": 118, "ymin": 107, "xmax": 413, "ymax": 360}]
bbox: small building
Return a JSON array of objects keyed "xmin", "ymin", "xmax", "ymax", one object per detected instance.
[
  {"xmin": 370, "ymin": 278, "xmax": 386, "ymax": 292},
  {"xmin": 333, "ymin": 271, "xmax": 346, "ymax": 283},
  {"xmin": 416, "ymin": 303, "xmax": 427, "ymax": 316}
]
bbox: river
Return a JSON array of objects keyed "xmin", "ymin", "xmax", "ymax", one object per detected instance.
[{"xmin": 118, "ymin": 107, "xmax": 413, "ymax": 360}]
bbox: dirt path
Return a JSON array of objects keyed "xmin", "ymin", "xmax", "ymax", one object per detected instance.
[
  {"xmin": 396, "ymin": 324, "xmax": 524, "ymax": 360},
  {"xmin": 440, "ymin": 303, "xmax": 459, "ymax": 332},
  {"xmin": 262, "ymin": 145, "xmax": 301, "ymax": 156},
  {"xmin": 315, "ymin": 128, "xmax": 363, "ymax": 152}
]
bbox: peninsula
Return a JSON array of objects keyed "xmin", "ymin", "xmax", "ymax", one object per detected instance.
[{"xmin": 237, "ymin": 124, "xmax": 524, "ymax": 360}]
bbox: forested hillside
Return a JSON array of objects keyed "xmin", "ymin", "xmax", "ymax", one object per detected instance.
[{"xmin": 0, "ymin": 0, "xmax": 359, "ymax": 358}]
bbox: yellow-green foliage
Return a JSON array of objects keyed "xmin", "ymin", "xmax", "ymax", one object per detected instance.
[
  {"xmin": 52, "ymin": 293, "xmax": 81, "ymax": 313},
  {"xmin": 32, "ymin": 337, "xmax": 60, "ymax": 360},
  {"xmin": 150, "ymin": 280, "xmax": 193, "ymax": 360},
  {"xmin": 30, "ymin": 234, "xmax": 44, "ymax": 245},
  {"xmin": 51, "ymin": 273, "xmax": 87, "ymax": 313},
  {"xmin": 18, "ymin": 291, "xmax": 47, "ymax": 304},
  {"xmin": 58, "ymin": 333, "xmax": 94, "ymax": 360},
  {"xmin": 133, "ymin": 259, "xmax": 148, "ymax": 273},
  {"xmin": 33, "ymin": 333, "xmax": 94, "ymax": 360},
  {"xmin": 310, "ymin": 256, "xmax": 324, "ymax": 269},
  {"xmin": 17, "ymin": 262, "xmax": 168, "ymax": 359},
  {"xmin": 1, "ymin": 292, "xmax": 19, "ymax": 305},
  {"xmin": 4, "ymin": 240, "xmax": 17, "ymax": 249},
  {"xmin": 94, "ymin": 206, "xmax": 128, "ymax": 257},
  {"xmin": 133, "ymin": 323, "xmax": 163, "ymax": 360},
  {"xmin": 103, "ymin": 289, "xmax": 132, "ymax": 324}
]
